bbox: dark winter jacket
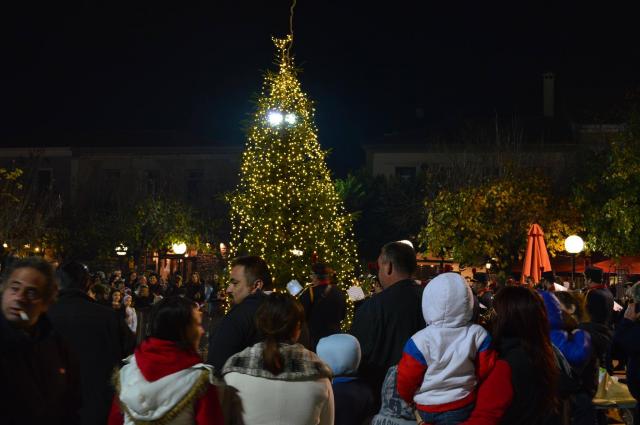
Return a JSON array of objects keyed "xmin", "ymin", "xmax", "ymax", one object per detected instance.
[
  {"xmin": 586, "ymin": 285, "xmax": 614, "ymax": 326},
  {"xmin": 299, "ymin": 283, "xmax": 347, "ymax": 350},
  {"xmin": 613, "ymin": 318, "xmax": 640, "ymax": 401},
  {"xmin": 578, "ymin": 320, "xmax": 613, "ymax": 397},
  {"xmin": 333, "ymin": 378, "xmax": 376, "ymax": 425},
  {"xmin": 350, "ymin": 279, "xmax": 425, "ymax": 404},
  {"xmin": 48, "ymin": 289, "xmax": 125, "ymax": 425},
  {"xmin": 0, "ymin": 312, "xmax": 81, "ymax": 425},
  {"xmin": 185, "ymin": 283, "xmax": 205, "ymax": 303},
  {"xmin": 207, "ymin": 291, "xmax": 267, "ymax": 374},
  {"xmin": 166, "ymin": 284, "xmax": 187, "ymax": 298}
]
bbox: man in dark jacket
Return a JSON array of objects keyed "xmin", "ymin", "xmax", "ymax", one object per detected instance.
[
  {"xmin": 207, "ymin": 255, "xmax": 270, "ymax": 374},
  {"xmin": 48, "ymin": 261, "xmax": 125, "ymax": 425},
  {"xmin": 0, "ymin": 257, "xmax": 81, "ymax": 425},
  {"xmin": 350, "ymin": 241, "xmax": 425, "ymax": 408},
  {"xmin": 584, "ymin": 266, "xmax": 614, "ymax": 326},
  {"xmin": 299, "ymin": 262, "xmax": 346, "ymax": 350}
]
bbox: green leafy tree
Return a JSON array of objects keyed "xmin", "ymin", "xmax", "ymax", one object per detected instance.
[
  {"xmin": 229, "ymin": 36, "xmax": 357, "ymax": 287},
  {"xmin": 131, "ymin": 197, "xmax": 201, "ymax": 256},
  {"xmin": 420, "ymin": 170, "xmax": 581, "ymax": 273},
  {"xmin": 0, "ymin": 164, "xmax": 62, "ymax": 256},
  {"xmin": 58, "ymin": 196, "xmax": 204, "ymax": 266},
  {"xmin": 575, "ymin": 111, "xmax": 640, "ymax": 257}
]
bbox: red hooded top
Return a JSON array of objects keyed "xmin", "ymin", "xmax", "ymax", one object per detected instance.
[{"xmin": 108, "ymin": 338, "xmax": 223, "ymax": 425}]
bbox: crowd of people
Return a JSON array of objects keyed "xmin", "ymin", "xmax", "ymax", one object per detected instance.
[{"xmin": 1, "ymin": 240, "xmax": 640, "ymax": 425}]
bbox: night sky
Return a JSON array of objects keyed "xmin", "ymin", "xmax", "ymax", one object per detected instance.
[{"xmin": 2, "ymin": 1, "xmax": 638, "ymax": 175}]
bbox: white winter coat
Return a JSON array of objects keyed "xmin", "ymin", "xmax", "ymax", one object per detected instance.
[
  {"xmin": 224, "ymin": 372, "xmax": 334, "ymax": 425},
  {"xmin": 407, "ymin": 273, "xmax": 491, "ymax": 406}
]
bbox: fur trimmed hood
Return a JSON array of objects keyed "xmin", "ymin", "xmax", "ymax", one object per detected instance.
[{"xmin": 115, "ymin": 338, "xmax": 214, "ymax": 424}]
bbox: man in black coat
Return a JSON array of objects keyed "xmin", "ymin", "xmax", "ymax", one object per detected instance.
[
  {"xmin": 584, "ymin": 266, "xmax": 614, "ymax": 326},
  {"xmin": 0, "ymin": 257, "xmax": 81, "ymax": 425},
  {"xmin": 350, "ymin": 241, "xmax": 425, "ymax": 408},
  {"xmin": 207, "ymin": 255, "xmax": 270, "ymax": 374},
  {"xmin": 299, "ymin": 262, "xmax": 346, "ymax": 350},
  {"xmin": 48, "ymin": 261, "xmax": 125, "ymax": 425}
]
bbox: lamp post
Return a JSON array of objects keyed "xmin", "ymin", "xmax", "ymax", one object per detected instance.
[
  {"xmin": 171, "ymin": 242, "xmax": 187, "ymax": 255},
  {"xmin": 564, "ymin": 235, "xmax": 584, "ymax": 287},
  {"xmin": 115, "ymin": 244, "xmax": 128, "ymax": 257},
  {"xmin": 115, "ymin": 244, "xmax": 128, "ymax": 274}
]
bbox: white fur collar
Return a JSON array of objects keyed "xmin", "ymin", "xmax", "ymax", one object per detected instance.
[{"xmin": 118, "ymin": 355, "xmax": 213, "ymax": 422}]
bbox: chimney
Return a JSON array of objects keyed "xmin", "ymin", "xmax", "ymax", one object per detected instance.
[{"xmin": 543, "ymin": 72, "xmax": 555, "ymax": 118}]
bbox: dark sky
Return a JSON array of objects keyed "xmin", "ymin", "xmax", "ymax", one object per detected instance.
[{"xmin": 2, "ymin": 1, "xmax": 639, "ymax": 174}]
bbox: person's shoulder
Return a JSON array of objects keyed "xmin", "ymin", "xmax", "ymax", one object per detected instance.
[
  {"xmin": 237, "ymin": 293, "xmax": 267, "ymax": 311},
  {"xmin": 385, "ymin": 279, "xmax": 422, "ymax": 301},
  {"xmin": 356, "ymin": 293, "xmax": 382, "ymax": 313}
]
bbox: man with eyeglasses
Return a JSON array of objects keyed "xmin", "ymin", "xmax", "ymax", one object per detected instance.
[{"xmin": 0, "ymin": 256, "xmax": 81, "ymax": 425}]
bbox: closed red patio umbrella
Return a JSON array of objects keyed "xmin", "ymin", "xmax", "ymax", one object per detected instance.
[{"xmin": 521, "ymin": 224, "xmax": 552, "ymax": 284}]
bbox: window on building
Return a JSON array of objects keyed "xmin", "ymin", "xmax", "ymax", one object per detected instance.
[
  {"xmin": 105, "ymin": 170, "xmax": 121, "ymax": 185},
  {"xmin": 187, "ymin": 170, "xmax": 204, "ymax": 202},
  {"xmin": 395, "ymin": 166, "xmax": 416, "ymax": 180},
  {"xmin": 103, "ymin": 170, "xmax": 121, "ymax": 208},
  {"xmin": 146, "ymin": 170, "xmax": 158, "ymax": 197},
  {"xmin": 37, "ymin": 169, "xmax": 53, "ymax": 193}
]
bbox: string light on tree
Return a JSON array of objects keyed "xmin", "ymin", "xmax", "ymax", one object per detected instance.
[
  {"xmin": 284, "ymin": 113, "xmax": 297, "ymax": 125},
  {"xmin": 267, "ymin": 110, "xmax": 284, "ymax": 126},
  {"xmin": 228, "ymin": 35, "xmax": 358, "ymax": 330}
]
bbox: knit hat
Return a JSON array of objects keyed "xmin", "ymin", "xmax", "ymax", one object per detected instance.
[
  {"xmin": 585, "ymin": 267, "xmax": 603, "ymax": 284},
  {"xmin": 371, "ymin": 366, "xmax": 417, "ymax": 425},
  {"xmin": 316, "ymin": 334, "xmax": 361, "ymax": 377}
]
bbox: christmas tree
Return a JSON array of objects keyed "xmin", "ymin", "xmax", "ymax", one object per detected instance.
[{"xmin": 229, "ymin": 35, "xmax": 358, "ymax": 289}]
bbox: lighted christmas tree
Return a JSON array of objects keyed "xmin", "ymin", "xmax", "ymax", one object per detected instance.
[{"xmin": 229, "ymin": 35, "xmax": 358, "ymax": 289}]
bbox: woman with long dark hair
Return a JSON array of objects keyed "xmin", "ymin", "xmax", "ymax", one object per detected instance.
[
  {"xmin": 462, "ymin": 286, "xmax": 561, "ymax": 425},
  {"xmin": 108, "ymin": 297, "xmax": 223, "ymax": 425},
  {"xmin": 222, "ymin": 292, "xmax": 334, "ymax": 424}
]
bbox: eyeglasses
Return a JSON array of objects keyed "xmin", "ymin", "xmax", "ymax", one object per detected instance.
[{"xmin": 7, "ymin": 284, "xmax": 43, "ymax": 301}]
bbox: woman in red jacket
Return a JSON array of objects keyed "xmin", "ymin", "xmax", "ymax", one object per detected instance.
[
  {"xmin": 462, "ymin": 286, "xmax": 561, "ymax": 425},
  {"xmin": 108, "ymin": 297, "xmax": 223, "ymax": 425}
]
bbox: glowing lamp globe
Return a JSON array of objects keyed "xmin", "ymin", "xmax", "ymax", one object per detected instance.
[
  {"xmin": 564, "ymin": 235, "xmax": 584, "ymax": 254},
  {"xmin": 398, "ymin": 239, "xmax": 414, "ymax": 248},
  {"xmin": 267, "ymin": 111, "xmax": 284, "ymax": 126},
  {"xmin": 172, "ymin": 242, "xmax": 187, "ymax": 255},
  {"xmin": 284, "ymin": 113, "xmax": 297, "ymax": 125}
]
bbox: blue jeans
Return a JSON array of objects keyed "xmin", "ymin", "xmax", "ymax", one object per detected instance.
[{"xmin": 418, "ymin": 403, "xmax": 474, "ymax": 425}]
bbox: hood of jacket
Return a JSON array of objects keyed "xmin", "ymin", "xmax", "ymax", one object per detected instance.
[
  {"xmin": 316, "ymin": 333, "xmax": 360, "ymax": 377},
  {"xmin": 539, "ymin": 290, "xmax": 564, "ymax": 330},
  {"xmin": 133, "ymin": 338, "xmax": 202, "ymax": 381},
  {"xmin": 116, "ymin": 338, "xmax": 212, "ymax": 422},
  {"xmin": 422, "ymin": 273, "xmax": 473, "ymax": 327}
]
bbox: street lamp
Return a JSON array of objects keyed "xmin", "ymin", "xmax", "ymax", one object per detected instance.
[
  {"xmin": 564, "ymin": 235, "xmax": 584, "ymax": 286},
  {"xmin": 115, "ymin": 244, "xmax": 128, "ymax": 256},
  {"xmin": 172, "ymin": 242, "xmax": 187, "ymax": 255},
  {"xmin": 398, "ymin": 240, "xmax": 414, "ymax": 248}
]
